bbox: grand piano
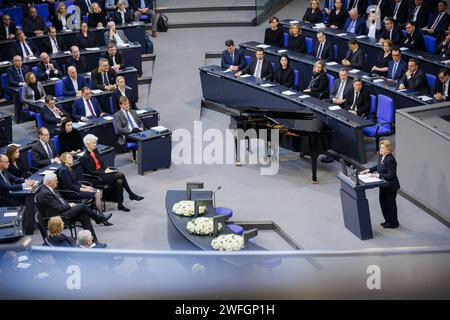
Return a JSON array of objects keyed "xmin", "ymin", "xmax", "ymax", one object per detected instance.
[{"xmin": 199, "ymin": 65, "xmax": 373, "ymax": 182}]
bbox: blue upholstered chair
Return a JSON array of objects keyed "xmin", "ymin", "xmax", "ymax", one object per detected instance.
[
  {"xmin": 305, "ymin": 37, "xmax": 313, "ymax": 54},
  {"xmin": 363, "ymin": 94, "xmax": 395, "ymax": 151},
  {"xmin": 423, "ymin": 35, "xmax": 437, "ymax": 54},
  {"xmin": 293, "ymin": 69, "xmax": 300, "ymax": 90},
  {"xmin": 426, "ymin": 73, "xmax": 437, "ymax": 95}
]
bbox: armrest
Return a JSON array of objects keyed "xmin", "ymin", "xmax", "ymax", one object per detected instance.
[
  {"xmin": 82, "ymin": 174, "xmax": 102, "ymax": 184},
  {"xmin": 78, "ymin": 180, "xmax": 92, "ymax": 186}
]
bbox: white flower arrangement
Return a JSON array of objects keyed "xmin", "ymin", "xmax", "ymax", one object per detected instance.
[
  {"xmin": 211, "ymin": 234, "xmax": 244, "ymax": 251},
  {"xmin": 172, "ymin": 200, "xmax": 207, "ymax": 217},
  {"xmin": 186, "ymin": 217, "xmax": 223, "ymax": 236}
]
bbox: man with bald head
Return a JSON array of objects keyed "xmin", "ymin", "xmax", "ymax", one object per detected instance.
[
  {"xmin": 343, "ymin": 9, "xmax": 366, "ymax": 35},
  {"xmin": 65, "ymin": 45, "xmax": 88, "ymax": 73},
  {"xmin": 63, "ymin": 66, "xmax": 86, "ymax": 97},
  {"xmin": 36, "ymin": 52, "xmax": 62, "ymax": 81}
]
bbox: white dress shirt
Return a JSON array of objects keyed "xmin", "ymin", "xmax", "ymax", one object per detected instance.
[
  {"xmin": 83, "ymin": 98, "xmax": 95, "ymax": 117},
  {"xmin": 122, "ymin": 109, "xmax": 138, "ymax": 132},
  {"xmin": 71, "ymin": 77, "xmax": 79, "ymax": 92}
]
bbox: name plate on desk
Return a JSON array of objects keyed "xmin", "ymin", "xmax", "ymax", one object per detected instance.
[
  {"xmin": 277, "ymin": 49, "xmax": 287, "ymax": 53},
  {"xmin": 349, "ymin": 69, "xmax": 360, "ymax": 74},
  {"xmin": 326, "ymin": 61, "xmax": 338, "ymax": 66},
  {"xmin": 289, "ymin": 20, "xmax": 299, "ymax": 24},
  {"xmin": 240, "ymin": 74, "xmax": 251, "ymax": 78}
]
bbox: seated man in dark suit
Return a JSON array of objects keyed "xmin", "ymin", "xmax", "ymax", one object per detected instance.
[
  {"xmin": 344, "ymin": 78, "xmax": 370, "ymax": 117},
  {"xmin": 102, "ymin": 42, "xmax": 125, "ymax": 72},
  {"xmin": 36, "ymin": 52, "xmax": 62, "ymax": 81},
  {"xmin": 11, "ymin": 30, "xmax": 39, "ymax": 60},
  {"xmin": 347, "ymin": 0, "xmax": 368, "ymax": 18},
  {"xmin": 408, "ymin": 0, "xmax": 429, "ymax": 29},
  {"xmin": 91, "ymin": 58, "xmax": 118, "ymax": 91},
  {"xmin": 0, "ymin": 154, "xmax": 36, "ymax": 207},
  {"xmin": 65, "ymin": 46, "xmax": 89, "ymax": 74},
  {"xmin": 235, "ymin": 48, "xmax": 273, "ymax": 81},
  {"xmin": 31, "ymin": 127, "xmax": 61, "ymax": 168},
  {"xmin": 42, "ymin": 27, "xmax": 66, "ymax": 55},
  {"xmin": 391, "ymin": 0, "xmax": 409, "ymax": 26},
  {"xmin": 313, "ymin": 32, "xmax": 334, "ymax": 61},
  {"xmin": 433, "ymin": 69, "xmax": 450, "ymax": 101},
  {"xmin": 37, "ymin": 172, "xmax": 108, "ymax": 246},
  {"xmin": 330, "ymin": 68, "xmax": 353, "ymax": 106},
  {"xmin": 0, "ymin": 14, "xmax": 17, "ymax": 40},
  {"xmin": 22, "ymin": 6, "xmax": 46, "ymax": 37},
  {"xmin": 398, "ymin": 58, "xmax": 429, "ymax": 94},
  {"xmin": 73, "ymin": 87, "xmax": 107, "ymax": 122},
  {"xmin": 401, "ymin": 21, "xmax": 425, "ymax": 50},
  {"xmin": 436, "ymin": 25, "xmax": 450, "ymax": 57},
  {"xmin": 221, "ymin": 39, "xmax": 246, "ymax": 72},
  {"xmin": 40, "ymin": 95, "xmax": 70, "ymax": 136},
  {"xmin": 387, "ymin": 48, "xmax": 408, "ymax": 82},
  {"xmin": 63, "ymin": 66, "xmax": 86, "ymax": 97},
  {"xmin": 343, "ymin": 9, "xmax": 366, "ymax": 35},
  {"xmin": 379, "ymin": 18, "xmax": 404, "ymax": 46},
  {"xmin": 342, "ymin": 38, "xmax": 365, "ymax": 70},
  {"xmin": 7, "ymin": 55, "xmax": 29, "ymax": 88},
  {"xmin": 424, "ymin": 0, "xmax": 450, "ymax": 37},
  {"xmin": 113, "ymin": 96, "xmax": 144, "ymax": 147}
]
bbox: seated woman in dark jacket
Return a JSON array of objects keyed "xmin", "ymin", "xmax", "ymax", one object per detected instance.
[
  {"xmin": 6, "ymin": 144, "xmax": 30, "ymax": 179},
  {"xmin": 303, "ymin": 60, "xmax": 329, "ymax": 98},
  {"xmin": 76, "ymin": 22, "xmax": 99, "ymax": 49},
  {"xmin": 80, "ymin": 134, "xmax": 144, "ymax": 212},
  {"xmin": 112, "ymin": 76, "xmax": 138, "ymax": 112},
  {"xmin": 288, "ymin": 23, "xmax": 306, "ymax": 53},
  {"xmin": 58, "ymin": 152, "xmax": 111, "ymax": 224},
  {"xmin": 47, "ymin": 216, "xmax": 76, "ymax": 247},
  {"xmin": 303, "ymin": 0, "xmax": 323, "ymax": 24},
  {"xmin": 59, "ymin": 117, "xmax": 83, "ymax": 154},
  {"xmin": 88, "ymin": 2, "xmax": 108, "ymax": 28},
  {"xmin": 371, "ymin": 40, "xmax": 393, "ymax": 77},
  {"xmin": 325, "ymin": 0, "xmax": 348, "ymax": 29},
  {"xmin": 273, "ymin": 54, "xmax": 294, "ymax": 88},
  {"xmin": 264, "ymin": 16, "xmax": 284, "ymax": 48}
]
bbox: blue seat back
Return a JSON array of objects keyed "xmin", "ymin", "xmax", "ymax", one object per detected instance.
[
  {"xmin": 283, "ymin": 32, "xmax": 288, "ymax": 48},
  {"xmin": 333, "ymin": 44, "xmax": 338, "ymax": 61},
  {"xmin": 55, "ymin": 79, "xmax": 63, "ymax": 97},
  {"xmin": 3, "ymin": 7, "xmax": 23, "ymax": 27},
  {"xmin": 293, "ymin": 69, "xmax": 299, "ymax": 90},
  {"xmin": 326, "ymin": 73, "xmax": 334, "ymax": 92},
  {"xmin": 109, "ymin": 96, "xmax": 115, "ymax": 114},
  {"xmin": 305, "ymin": 37, "xmax": 313, "ymax": 54},
  {"xmin": 402, "ymin": 29, "xmax": 407, "ymax": 38},
  {"xmin": 377, "ymin": 94, "xmax": 394, "ymax": 130},
  {"xmin": 423, "ymin": 35, "xmax": 437, "ymax": 54},
  {"xmin": 27, "ymin": 150, "xmax": 33, "ymax": 168},
  {"xmin": 244, "ymin": 55, "xmax": 251, "ymax": 66},
  {"xmin": 370, "ymin": 94, "xmax": 377, "ymax": 115},
  {"xmin": 1, "ymin": 73, "xmax": 10, "ymax": 100},
  {"xmin": 18, "ymin": 86, "xmax": 23, "ymax": 102},
  {"xmin": 271, "ymin": 62, "xmax": 276, "ymax": 72},
  {"xmin": 426, "ymin": 73, "xmax": 437, "ymax": 94},
  {"xmin": 53, "ymin": 135, "xmax": 60, "ymax": 154},
  {"xmin": 32, "ymin": 66, "xmax": 38, "ymax": 75},
  {"xmin": 36, "ymin": 113, "xmax": 43, "ymax": 128},
  {"xmin": 35, "ymin": 4, "xmax": 50, "ymax": 22}
]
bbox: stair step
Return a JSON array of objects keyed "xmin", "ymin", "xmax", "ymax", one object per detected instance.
[
  {"xmin": 158, "ymin": 0, "xmax": 255, "ymax": 13},
  {"xmin": 164, "ymin": 10, "xmax": 255, "ymax": 28}
]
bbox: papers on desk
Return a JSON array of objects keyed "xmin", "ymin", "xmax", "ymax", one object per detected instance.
[
  {"xmin": 151, "ymin": 125, "xmax": 168, "ymax": 133},
  {"xmin": 328, "ymin": 105, "xmax": 342, "ymax": 110},
  {"xmin": 315, "ymin": 23, "xmax": 326, "ymax": 29},
  {"xmin": 348, "ymin": 69, "xmax": 360, "ymax": 74},
  {"xmin": 86, "ymin": 72, "xmax": 92, "ymax": 76},
  {"xmin": 298, "ymin": 94, "xmax": 311, "ymax": 99},
  {"xmin": 260, "ymin": 83, "xmax": 275, "ymax": 88},
  {"xmin": 277, "ymin": 49, "xmax": 287, "ymax": 53},
  {"xmin": 136, "ymin": 109, "xmax": 147, "ymax": 114},
  {"xmin": 373, "ymin": 78, "xmax": 385, "ymax": 83},
  {"xmin": 27, "ymin": 56, "xmax": 37, "ymax": 60},
  {"xmin": 17, "ymin": 263, "xmax": 31, "ymax": 269},
  {"xmin": 103, "ymin": 116, "xmax": 113, "ymax": 121},
  {"xmin": 418, "ymin": 95, "xmax": 434, "ymax": 102},
  {"xmin": 39, "ymin": 170, "xmax": 56, "ymax": 175},
  {"xmin": 91, "ymin": 89, "xmax": 103, "ymax": 94},
  {"xmin": 0, "ymin": 61, "xmax": 10, "ymax": 65},
  {"xmin": 336, "ymin": 33, "xmax": 348, "ymax": 37},
  {"xmin": 64, "ymin": 51, "xmax": 71, "ymax": 54},
  {"xmin": 326, "ymin": 61, "xmax": 338, "ymax": 66},
  {"xmin": 282, "ymin": 90, "xmax": 297, "ymax": 96},
  {"xmin": 49, "ymin": 167, "xmax": 58, "ymax": 170},
  {"xmin": 18, "ymin": 255, "xmax": 28, "ymax": 262},
  {"xmin": 34, "ymin": 272, "xmax": 49, "ymax": 280},
  {"xmin": 441, "ymin": 60, "xmax": 450, "ymax": 64},
  {"xmin": 4, "ymin": 211, "xmax": 18, "ymax": 217},
  {"xmin": 256, "ymin": 44, "xmax": 270, "ymax": 49},
  {"xmin": 49, "ymin": 77, "xmax": 60, "ymax": 81},
  {"xmin": 358, "ymin": 174, "xmax": 382, "ymax": 183},
  {"xmin": 223, "ymin": 69, "xmax": 232, "ymax": 73},
  {"xmin": 72, "ymin": 122, "xmax": 87, "ymax": 129},
  {"xmin": 289, "ymin": 20, "xmax": 300, "ymax": 24},
  {"xmin": 356, "ymin": 35, "xmax": 366, "ymax": 39},
  {"xmin": 85, "ymin": 47, "xmax": 100, "ymax": 51},
  {"xmin": 117, "ymin": 43, "xmax": 130, "ymax": 48},
  {"xmin": 240, "ymin": 74, "xmax": 251, "ymax": 78},
  {"xmin": 75, "ymin": 151, "xmax": 85, "ymax": 157},
  {"xmin": 399, "ymin": 47, "xmax": 409, "ymax": 51}
]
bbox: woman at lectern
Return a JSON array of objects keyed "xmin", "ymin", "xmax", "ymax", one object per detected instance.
[{"xmin": 361, "ymin": 140, "xmax": 400, "ymax": 229}]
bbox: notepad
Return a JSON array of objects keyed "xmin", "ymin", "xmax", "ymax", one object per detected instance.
[
  {"xmin": 282, "ymin": 90, "xmax": 296, "ymax": 96},
  {"xmin": 358, "ymin": 174, "xmax": 382, "ymax": 183},
  {"xmin": 337, "ymin": 33, "xmax": 348, "ymax": 37},
  {"xmin": 298, "ymin": 94, "xmax": 311, "ymax": 99},
  {"xmin": 326, "ymin": 61, "xmax": 338, "ymax": 66},
  {"xmin": 91, "ymin": 89, "xmax": 103, "ymax": 94},
  {"xmin": 356, "ymin": 35, "xmax": 366, "ymax": 39},
  {"xmin": 373, "ymin": 78, "xmax": 384, "ymax": 83},
  {"xmin": 34, "ymin": 272, "xmax": 49, "ymax": 280},
  {"xmin": 17, "ymin": 263, "xmax": 31, "ymax": 269},
  {"xmin": 289, "ymin": 20, "xmax": 300, "ymax": 24},
  {"xmin": 277, "ymin": 49, "xmax": 287, "ymax": 53},
  {"xmin": 85, "ymin": 47, "xmax": 100, "ymax": 51},
  {"xmin": 103, "ymin": 116, "xmax": 113, "ymax": 121},
  {"xmin": 152, "ymin": 125, "xmax": 168, "ymax": 133},
  {"xmin": 240, "ymin": 74, "xmax": 251, "ymax": 78},
  {"xmin": 315, "ymin": 23, "xmax": 326, "ymax": 29},
  {"xmin": 328, "ymin": 105, "xmax": 342, "ymax": 110},
  {"xmin": 18, "ymin": 255, "xmax": 28, "ymax": 262},
  {"xmin": 418, "ymin": 95, "xmax": 434, "ymax": 102},
  {"xmin": 256, "ymin": 44, "xmax": 270, "ymax": 49},
  {"xmin": 399, "ymin": 47, "xmax": 409, "ymax": 51},
  {"xmin": 39, "ymin": 170, "xmax": 56, "ymax": 175},
  {"xmin": 49, "ymin": 77, "xmax": 60, "ymax": 81},
  {"xmin": 349, "ymin": 69, "xmax": 360, "ymax": 74},
  {"xmin": 260, "ymin": 83, "xmax": 275, "ymax": 88},
  {"xmin": 136, "ymin": 109, "xmax": 147, "ymax": 114},
  {"xmin": 4, "ymin": 211, "xmax": 18, "ymax": 217}
]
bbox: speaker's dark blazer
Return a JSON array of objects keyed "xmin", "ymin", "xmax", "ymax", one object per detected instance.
[{"xmin": 369, "ymin": 153, "xmax": 400, "ymax": 192}]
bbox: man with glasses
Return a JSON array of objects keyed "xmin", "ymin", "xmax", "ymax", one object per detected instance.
[
  {"xmin": 0, "ymin": 14, "xmax": 17, "ymax": 40},
  {"xmin": 31, "ymin": 127, "xmax": 61, "ymax": 168},
  {"xmin": 92, "ymin": 58, "xmax": 117, "ymax": 91},
  {"xmin": 434, "ymin": 69, "xmax": 450, "ymax": 101},
  {"xmin": 400, "ymin": 21, "xmax": 425, "ymax": 50},
  {"xmin": 73, "ymin": 87, "xmax": 108, "ymax": 122},
  {"xmin": 387, "ymin": 48, "xmax": 407, "ymax": 82}
]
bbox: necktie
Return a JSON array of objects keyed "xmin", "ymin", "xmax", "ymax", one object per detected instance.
[
  {"xmin": 140, "ymin": 0, "xmax": 146, "ymax": 8},
  {"xmin": 121, "ymin": 12, "xmax": 125, "ymax": 24},
  {"xmin": 352, "ymin": 0, "xmax": 359, "ymax": 9},
  {"xmin": 54, "ymin": 189, "xmax": 68, "ymax": 206},
  {"xmin": 53, "ymin": 38, "xmax": 59, "ymax": 52},
  {"xmin": 413, "ymin": 6, "xmax": 419, "ymax": 21},
  {"xmin": 231, "ymin": 53, "xmax": 234, "ymax": 65},
  {"xmin": 22, "ymin": 42, "xmax": 31, "ymax": 57},
  {"xmin": 102, "ymin": 72, "xmax": 109, "ymax": 86},
  {"xmin": 1, "ymin": 172, "xmax": 10, "ymax": 185},
  {"xmin": 393, "ymin": 3, "xmax": 400, "ymax": 19},
  {"xmin": 389, "ymin": 29, "xmax": 392, "ymax": 40},
  {"xmin": 352, "ymin": 92, "xmax": 359, "ymax": 110},
  {"xmin": 337, "ymin": 81, "xmax": 345, "ymax": 99},
  {"xmin": 126, "ymin": 111, "xmax": 137, "ymax": 129},
  {"xmin": 317, "ymin": 43, "xmax": 323, "ymax": 58},
  {"xmin": 45, "ymin": 143, "xmax": 53, "ymax": 159},
  {"xmin": 91, "ymin": 152, "xmax": 101, "ymax": 170},
  {"xmin": 431, "ymin": 13, "xmax": 443, "ymax": 30},
  {"xmin": 17, "ymin": 68, "xmax": 24, "ymax": 82},
  {"xmin": 392, "ymin": 62, "xmax": 398, "ymax": 79},
  {"xmin": 87, "ymin": 99, "xmax": 96, "ymax": 117},
  {"xmin": 254, "ymin": 60, "xmax": 262, "ymax": 78}
]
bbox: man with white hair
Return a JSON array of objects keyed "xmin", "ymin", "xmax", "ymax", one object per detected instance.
[
  {"xmin": 104, "ymin": 21, "xmax": 129, "ymax": 46},
  {"xmin": 343, "ymin": 9, "xmax": 366, "ymax": 35},
  {"xmin": 36, "ymin": 172, "xmax": 111, "ymax": 246},
  {"xmin": 78, "ymin": 229, "xmax": 107, "ymax": 248}
]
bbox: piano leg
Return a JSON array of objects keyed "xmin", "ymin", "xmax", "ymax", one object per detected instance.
[
  {"xmin": 311, "ymin": 153, "xmax": 319, "ymax": 184},
  {"xmin": 234, "ymin": 135, "xmax": 241, "ymax": 166}
]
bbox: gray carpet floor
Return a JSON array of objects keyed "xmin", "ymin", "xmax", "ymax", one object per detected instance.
[{"xmin": 7, "ymin": 0, "xmax": 446, "ymax": 250}]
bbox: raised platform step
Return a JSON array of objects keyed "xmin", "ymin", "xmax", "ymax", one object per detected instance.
[
  {"xmin": 163, "ymin": 10, "xmax": 255, "ymax": 28},
  {"xmin": 158, "ymin": 0, "xmax": 255, "ymax": 13}
]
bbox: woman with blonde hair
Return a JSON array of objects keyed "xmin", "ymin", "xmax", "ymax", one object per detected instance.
[
  {"xmin": 47, "ymin": 216, "xmax": 76, "ymax": 247},
  {"xmin": 361, "ymin": 140, "xmax": 400, "ymax": 228},
  {"xmin": 303, "ymin": 0, "xmax": 323, "ymax": 24},
  {"xmin": 288, "ymin": 23, "xmax": 306, "ymax": 53},
  {"xmin": 22, "ymin": 72, "xmax": 46, "ymax": 107}
]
